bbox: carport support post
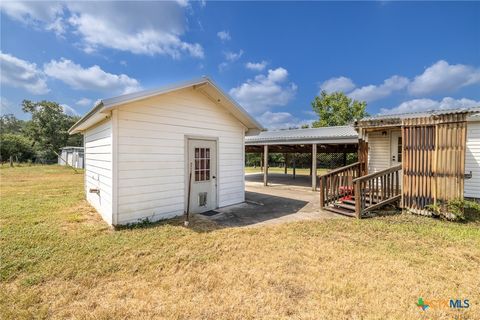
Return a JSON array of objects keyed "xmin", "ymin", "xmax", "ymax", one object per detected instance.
[
  {"xmin": 263, "ymin": 145, "xmax": 269, "ymax": 186},
  {"xmin": 260, "ymin": 152, "xmax": 263, "ymax": 172},
  {"xmin": 312, "ymin": 144, "xmax": 317, "ymax": 191},
  {"xmin": 292, "ymin": 154, "xmax": 296, "ymax": 179},
  {"xmin": 284, "ymin": 153, "xmax": 288, "ymax": 174}
]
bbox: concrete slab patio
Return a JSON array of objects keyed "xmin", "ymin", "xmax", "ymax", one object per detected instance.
[
  {"xmin": 245, "ymin": 172, "xmax": 313, "ymax": 189},
  {"xmin": 201, "ymin": 173, "xmax": 344, "ymax": 227}
]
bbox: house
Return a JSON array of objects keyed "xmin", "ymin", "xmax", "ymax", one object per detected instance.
[
  {"xmin": 319, "ymin": 107, "xmax": 480, "ymax": 217},
  {"xmin": 58, "ymin": 146, "xmax": 84, "ymax": 169},
  {"xmin": 69, "ymin": 77, "xmax": 263, "ymax": 226}
]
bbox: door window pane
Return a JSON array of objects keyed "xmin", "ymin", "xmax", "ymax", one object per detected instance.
[{"xmin": 194, "ymin": 147, "xmax": 211, "ymax": 182}]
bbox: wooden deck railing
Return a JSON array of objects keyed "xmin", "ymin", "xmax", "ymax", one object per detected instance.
[
  {"xmin": 352, "ymin": 164, "xmax": 402, "ymax": 218},
  {"xmin": 319, "ymin": 162, "xmax": 361, "ymax": 208}
]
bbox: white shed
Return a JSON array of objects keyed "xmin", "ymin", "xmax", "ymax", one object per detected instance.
[
  {"xmin": 58, "ymin": 146, "xmax": 84, "ymax": 169},
  {"xmin": 69, "ymin": 77, "xmax": 263, "ymax": 226}
]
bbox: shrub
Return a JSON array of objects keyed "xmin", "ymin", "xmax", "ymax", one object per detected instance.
[
  {"xmin": 0, "ymin": 133, "xmax": 35, "ymax": 162},
  {"xmin": 426, "ymin": 198, "xmax": 480, "ymax": 221}
]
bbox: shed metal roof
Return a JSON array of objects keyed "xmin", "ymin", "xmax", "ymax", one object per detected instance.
[{"xmin": 245, "ymin": 126, "xmax": 358, "ymax": 145}]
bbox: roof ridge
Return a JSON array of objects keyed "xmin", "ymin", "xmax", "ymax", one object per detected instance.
[
  {"xmin": 265, "ymin": 125, "xmax": 353, "ymax": 133},
  {"xmin": 369, "ymin": 106, "xmax": 480, "ymax": 119}
]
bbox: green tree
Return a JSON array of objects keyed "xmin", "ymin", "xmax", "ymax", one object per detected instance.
[
  {"xmin": 22, "ymin": 100, "xmax": 82, "ymax": 160},
  {"xmin": 0, "ymin": 133, "xmax": 35, "ymax": 162},
  {"xmin": 311, "ymin": 91, "xmax": 368, "ymax": 127},
  {"xmin": 66, "ymin": 116, "xmax": 83, "ymax": 146},
  {"xmin": 0, "ymin": 114, "xmax": 25, "ymax": 134}
]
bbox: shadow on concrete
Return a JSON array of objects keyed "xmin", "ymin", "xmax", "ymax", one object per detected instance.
[
  {"xmin": 245, "ymin": 172, "xmax": 314, "ymax": 189},
  {"xmin": 206, "ymin": 190, "xmax": 310, "ymax": 227}
]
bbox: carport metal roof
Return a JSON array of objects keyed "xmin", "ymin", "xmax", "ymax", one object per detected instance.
[
  {"xmin": 245, "ymin": 126, "xmax": 358, "ymax": 153},
  {"xmin": 245, "ymin": 126, "xmax": 358, "ymax": 145}
]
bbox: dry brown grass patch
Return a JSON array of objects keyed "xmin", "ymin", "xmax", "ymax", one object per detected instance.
[{"xmin": 1, "ymin": 166, "xmax": 479, "ymax": 319}]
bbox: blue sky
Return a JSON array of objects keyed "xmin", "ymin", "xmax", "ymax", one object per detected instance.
[{"xmin": 1, "ymin": 1, "xmax": 479, "ymax": 129}]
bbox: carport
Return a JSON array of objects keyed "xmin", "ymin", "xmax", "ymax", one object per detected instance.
[{"xmin": 245, "ymin": 126, "xmax": 359, "ymax": 190}]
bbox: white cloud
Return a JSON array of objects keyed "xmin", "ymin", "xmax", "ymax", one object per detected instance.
[
  {"xmin": 245, "ymin": 61, "xmax": 268, "ymax": 72},
  {"xmin": 224, "ymin": 50, "xmax": 243, "ymax": 62},
  {"xmin": 408, "ymin": 60, "xmax": 480, "ymax": 96},
  {"xmin": 380, "ymin": 97, "xmax": 480, "ymax": 115},
  {"xmin": 1, "ymin": 96, "xmax": 13, "ymax": 113},
  {"xmin": 218, "ymin": 49, "xmax": 244, "ymax": 71},
  {"xmin": 1, "ymin": 2, "xmax": 203, "ymax": 58},
  {"xmin": 61, "ymin": 104, "xmax": 79, "ymax": 116},
  {"xmin": 174, "ymin": 0, "xmax": 190, "ymax": 7},
  {"xmin": 217, "ymin": 30, "xmax": 231, "ymax": 41},
  {"xmin": 258, "ymin": 111, "xmax": 313, "ymax": 130},
  {"xmin": 319, "ymin": 76, "xmax": 356, "ymax": 94},
  {"xmin": 229, "ymin": 67, "xmax": 297, "ymax": 113},
  {"xmin": 318, "ymin": 60, "xmax": 480, "ymax": 103},
  {"xmin": 0, "ymin": 51, "xmax": 49, "ymax": 94},
  {"xmin": 0, "ymin": 1, "xmax": 66, "ymax": 35},
  {"xmin": 75, "ymin": 98, "xmax": 92, "ymax": 107},
  {"xmin": 348, "ymin": 75, "xmax": 409, "ymax": 102},
  {"xmin": 44, "ymin": 58, "xmax": 141, "ymax": 94}
]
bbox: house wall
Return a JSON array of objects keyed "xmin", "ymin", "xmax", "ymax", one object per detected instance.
[
  {"xmin": 465, "ymin": 120, "xmax": 480, "ymax": 199},
  {"xmin": 84, "ymin": 119, "xmax": 113, "ymax": 224},
  {"xmin": 115, "ymin": 87, "xmax": 245, "ymax": 225}
]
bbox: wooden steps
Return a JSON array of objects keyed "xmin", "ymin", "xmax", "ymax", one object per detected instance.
[
  {"xmin": 320, "ymin": 163, "xmax": 402, "ymax": 218},
  {"xmin": 335, "ymin": 202, "xmax": 356, "ymax": 211},
  {"xmin": 323, "ymin": 206, "xmax": 356, "ymax": 217},
  {"xmin": 323, "ymin": 191, "xmax": 395, "ymax": 218}
]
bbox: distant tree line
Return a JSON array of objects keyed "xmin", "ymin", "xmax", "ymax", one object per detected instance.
[{"xmin": 0, "ymin": 100, "xmax": 82, "ymax": 164}]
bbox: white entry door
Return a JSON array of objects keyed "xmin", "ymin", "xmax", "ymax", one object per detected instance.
[
  {"xmin": 390, "ymin": 131, "xmax": 402, "ymax": 166},
  {"xmin": 390, "ymin": 130, "xmax": 403, "ymax": 187},
  {"xmin": 187, "ymin": 139, "xmax": 217, "ymax": 214}
]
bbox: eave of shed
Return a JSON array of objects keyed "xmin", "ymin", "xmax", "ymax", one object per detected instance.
[{"xmin": 69, "ymin": 77, "xmax": 264, "ymax": 134}]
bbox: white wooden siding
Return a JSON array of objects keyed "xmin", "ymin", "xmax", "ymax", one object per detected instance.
[
  {"xmin": 84, "ymin": 119, "xmax": 113, "ymax": 224},
  {"xmin": 367, "ymin": 130, "xmax": 391, "ymax": 173},
  {"xmin": 465, "ymin": 121, "xmax": 480, "ymax": 199},
  {"xmin": 116, "ymin": 88, "xmax": 245, "ymax": 224}
]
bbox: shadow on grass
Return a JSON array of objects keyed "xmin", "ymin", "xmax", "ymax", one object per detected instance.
[
  {"xmin": 463, "ymin": 209, "xmax": 480, "ymax": 224},
  {"xmin": 114, "ymin": 214, "xmax": 221, "ymax": 233}
]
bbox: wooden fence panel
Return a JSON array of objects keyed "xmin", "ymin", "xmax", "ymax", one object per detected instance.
[
  {"xmin": 435, "ymin": 120, "xmax": 466, "ymax": 203},
  {"xmin": 402, "ymin": 114, "xmax": 467, "ymax": 214}
]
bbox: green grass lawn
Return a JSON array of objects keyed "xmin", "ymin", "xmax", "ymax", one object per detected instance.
[
  {"xmin": 245, "ymin": 166, "xmax": 329, "ymax": 175},
  {"xmin": 1, "ymin": 165, "xmax": 480, "ymax": 319}
]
